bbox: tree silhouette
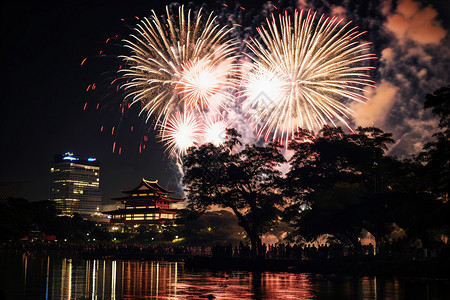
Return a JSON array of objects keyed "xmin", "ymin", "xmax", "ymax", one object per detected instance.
[
  {"xmin": 285, "ymin": 126, "xmax": 395, "ymax": 247},
  {"xmin": 183, "ymin": 129, "xmax": 286, "ymax": 257},
  {"xmin": 418, "ymin": 85, "xmax": 450, "ymax": 202},
  {"xmin": 424, "ymin": 85, "xmax": 450, "ymax": 129}
]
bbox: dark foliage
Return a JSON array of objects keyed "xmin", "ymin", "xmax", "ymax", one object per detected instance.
[
  {"xmin": 417, "ymin": 85, "xmax": 450, "ymax": 201},
  {"xmin": 183, "ymin": 129, "xmax": 286, "ymax": 257},
  {"xmin": 0, "ymin": 198, "xmax": 110, "ymax": 242}
]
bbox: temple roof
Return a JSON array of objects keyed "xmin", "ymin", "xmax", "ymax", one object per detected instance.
[
  {"xmin": 122, "ymin": 179, "xmax": 174, "ymax": 194},
  {"xmin": 111, "ymin": 195, "xmax": 185, "ymax": 202},
  {"xmin": 102, "ymin": 208, "xmax": 182, "ymax": 215}
]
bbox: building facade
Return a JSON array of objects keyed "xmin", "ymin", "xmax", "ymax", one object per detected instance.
[
  {"xmin": 103, "ymin": 179, "xmax": 184, "ymax": 224},
  {"xmin": 49, "ymin": 152, "xmax": 101, "ymax": 218}
]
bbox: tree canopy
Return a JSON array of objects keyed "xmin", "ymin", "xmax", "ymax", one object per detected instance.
[
  {"xmin": 183, "ymin": 129, "xmax": 286, "ymax": 257},
  {"xmin": 418, "ymin": 85, "xmax": 450, "ymax": 201}
]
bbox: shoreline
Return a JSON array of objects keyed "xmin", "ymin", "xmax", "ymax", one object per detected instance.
[
  {"xmin": 184, "ymin": 256, "xmax": 450, "ymax": 278},
  {"xmin": 3, "ymin": 244, "xmax": 449, "ymax": 278},
  {"xmin": 10, "ymin": 251, "xmax": 450, "ymax": 278}
]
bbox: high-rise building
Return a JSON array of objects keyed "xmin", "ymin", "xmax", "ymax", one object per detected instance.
[{"xmin": 49, "ymin": 152, "xmax": 101, "ymax": 218}]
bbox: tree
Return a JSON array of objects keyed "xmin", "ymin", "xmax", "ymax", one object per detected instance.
[
  {"xmin": 285, "ymin": 126, "xmax": 394, "ymax": 202},
  {"xmin": 182, "ymin": 129, "xmax": 286, "ymax": 257},
  {"xmin": 292, "ymin": 182, "xmax": 368, "ymax": 247},
  {"xmin": 285, "ymin": 126, "xmax": 395, "ymax": 247},
  {"xmin": 423, "ymin": 85, "xmax": 450, "ymax": 130},
  {"xmin": 181, "ymin": 210, "xmax": 244, "ymax": 245},
  {"xmin": 0, "ymin": 198, "xmax": 99, "ymax": 242},
  {"xmin": 417, "ymin": 85, "xmax": 450, "ymax": 202}
]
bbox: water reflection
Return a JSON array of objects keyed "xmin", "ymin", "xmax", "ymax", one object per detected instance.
[{"xmin": 0, "ymin": 253, "xmax": 448, "ymax": 299}]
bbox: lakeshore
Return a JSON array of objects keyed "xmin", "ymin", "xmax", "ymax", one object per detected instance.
[{"xmin": 3, "ymin": 242, "xmax": 449, "ymax": 278}]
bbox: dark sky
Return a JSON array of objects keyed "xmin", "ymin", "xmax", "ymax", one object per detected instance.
[
  {"xmin": 0, "ymin": 0, "xmax": 188, "ymax": 203},
  {"xmin": 1, "ymin": 0, "xmax": 449, "ymax": 204}
]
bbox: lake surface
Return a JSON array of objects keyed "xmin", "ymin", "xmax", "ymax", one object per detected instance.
[{"xmin": 0, "ymin": 253, "xmax": 449, "ymax": 299}]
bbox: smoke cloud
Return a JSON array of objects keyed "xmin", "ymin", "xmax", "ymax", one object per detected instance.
[
  {"xmin": 298, "ymin": 0, "xmax": 450, "ymax": 156},
  {"xmin": 352, "ymin": 80, "xmax": 399, "ymax": 127},
  {"xmin": 385, "ymin": 0, "xmax": 446, "ymax": 45}
]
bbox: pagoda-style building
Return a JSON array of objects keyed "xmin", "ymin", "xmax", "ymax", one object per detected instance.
[{"xmin": 103, "ymin": 179, "xmax": 185, "ymax": 224}]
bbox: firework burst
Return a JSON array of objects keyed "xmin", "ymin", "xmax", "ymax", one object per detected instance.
[
  {"xmin": 242, "ymin": 10, "xmax": 376, "ymax": 144},
  {"xmin": 160, "ymin": 110, "xmax": 203, "ymax": 156},
  {"xmin": 202, "ymin": 118, "xmax": 229, "ymax": 146},
  {"xmin": 115, "ymin": 6, "xmax": 376, "ymax": 156},
  {"xmin": 121, "ymin": 5, "xmax": 238, "ymax": 128},
  {"xmin": 176, "ymin": 57, "xmax": 234, "ymax": 113}
]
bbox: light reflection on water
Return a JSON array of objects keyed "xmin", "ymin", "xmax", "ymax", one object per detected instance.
[{"xmin": 0, "ymin": 253, "xmax": 449, "ymax": 299}]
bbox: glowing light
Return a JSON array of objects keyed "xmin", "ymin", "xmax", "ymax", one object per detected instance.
[
  {"xmin": 160, "ymin": 111, "xmax": 203, "ymax": 155},
  {"xmin": 243, "ymin": 69, "xmax": 285, "ymax": 114},
  {"xmin": 177, "ymin": 58, "xmax": 224, "ymax": 113},
  {"xmin": 242, "ymin": 10, "xmax": 376, "ymax": 144},
  {"xmin": 120, "ymin": 5, "xmax": 238, "ymax": 129},
  {"xmin": 63, "ymin": 156, "xmax": 78, "ymax": 161},
  {"xmin": 202, "ymin": 118, "xmax": 228, "ymax": 146}
]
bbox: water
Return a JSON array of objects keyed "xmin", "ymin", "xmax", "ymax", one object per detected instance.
[{"xmin": 0, "ymin": 253, "xmax": 449, "ymax": 299}]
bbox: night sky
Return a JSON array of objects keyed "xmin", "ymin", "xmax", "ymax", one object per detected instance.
[{"xmin": 1, "ymin": 0, "xmax": 449, "ymax": 206}]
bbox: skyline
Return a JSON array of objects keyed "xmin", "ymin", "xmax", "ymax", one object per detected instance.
[{"xmin": 1, "ymin": 0, "xmax": 449, "ymax": 203}]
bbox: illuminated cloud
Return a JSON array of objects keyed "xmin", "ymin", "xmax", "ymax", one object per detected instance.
[
  {"xmin": 296, "ymin": 0, "xmax": 314, "ymax": 10},
  {"xmin": 385, "ymin": 0, "xmax": 446, "ymax": 45},
  {"xmin": 352, "ymin": 80, "xmax": 399, "ymax": 127},
  {"xmin": 379, "ymin": 0, "xmax": 449, "ymax": 155},
  {"xmin": 293, "ymin": 0, "xmax": 449, "ymax": 156},
  {"xmin": 330, "ymin": 5, "xmax": 347, "ymax": 19}
]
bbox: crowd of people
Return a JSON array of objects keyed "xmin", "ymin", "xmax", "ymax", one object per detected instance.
[
  {"xmin": 210, "ymin": 242, "xmax": 376, "ymax": 259},
  {"xmin": 2, "ymin": 239, "xmax": 445, "ymax": 261}
]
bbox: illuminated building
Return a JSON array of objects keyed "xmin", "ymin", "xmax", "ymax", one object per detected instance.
[
  {"xmin": 103, "ymin": 179, "xmax": 184, "ymax": 224},
  {"xmin": 49, "ymin": 152, "xmax": 101, "ymax": 218}
]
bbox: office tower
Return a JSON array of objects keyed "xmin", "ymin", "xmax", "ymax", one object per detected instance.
[{"xmin": 49, "ymin": 152, "xmax": 101, "ymax": 218}]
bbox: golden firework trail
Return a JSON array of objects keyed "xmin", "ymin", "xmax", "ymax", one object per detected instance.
[
  {"xmin": 242, "ymin": 10, "xmax": 376, "ymax": 144},
  {"xmin": 121, "ymin": 5, "xmax": 238, "ymax": 130}
]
